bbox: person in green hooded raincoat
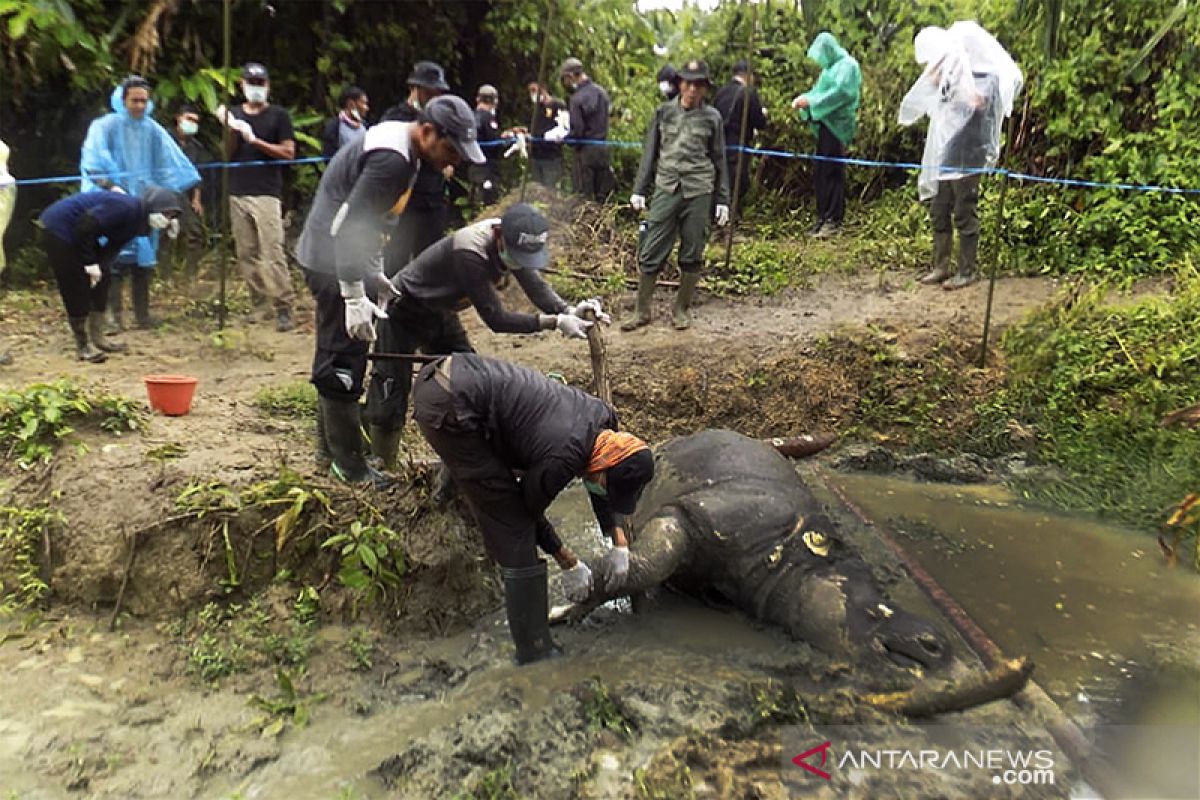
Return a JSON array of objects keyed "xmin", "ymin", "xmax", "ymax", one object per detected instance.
[{"xmin": 792, "ymin": 32, "xmax": 861, "ymax": 237}]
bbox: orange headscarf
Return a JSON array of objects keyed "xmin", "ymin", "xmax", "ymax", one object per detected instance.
[{"xmin": 585, "ymin": 430, "xmax": 649, "ymax": 477}]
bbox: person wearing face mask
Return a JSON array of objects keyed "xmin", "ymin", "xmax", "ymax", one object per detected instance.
[
  {"xmin": 656, "ymin": 64, "xmax": 681, "ymax": 101},
  {"xmin": 295, "ymin": 95, "xmax": 485, "ymax": 489},
  {"xmin": 220, "ymin": 62, "xmax": 297, "ymax": 332},
  {"xmin": 80, "ymin": 75, "xmax": 200, "ymax": 332},
  {"xmin": 321, "ymin": 86, "xmax": 369, "ymax": 159},
  {"xmin": 170, "ymin": 105, "xmax": 213, "ymax": 277},
  {"xmin": 38, "ymin": 187, "xmax": 181, "ymax": 362},
  {"xmin": 555, "ymin": 57, "xmax": 615, "ymax": 201},
  {"xmin": 363, "ymin": 203, "xmax": 609, "ymax": 469},
  {"xmin": 525, "ymin": 81, "xmax": 567, "ymax": 189},
  {"xmin": 470, "ymin": 85, "xmax": 502, "ymax": 206},
  {"xmin": 411, "ymin": 352, "xmax": 654, "ymax": 665},
  {"xmin": 624, "ymin": 60, "xmax": 730, "ymax": 332},
  {"xmin": 380, "ymin": 61, "xmax": 453, "ymax": 269}
]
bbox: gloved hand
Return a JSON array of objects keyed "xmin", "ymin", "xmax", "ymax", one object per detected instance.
[
  {"xmin": 556, "ymin": 109, "xmax": 571, "ymax": 130},
  {"xmin": 542, "ymin": 125, "xmax": 568, "ymax": 143},
  {"xmin": 373, "ymin": 272, "xmax": 399, "ymax": 305},
  {"xmin": 562, "ymin": 560, "xmax": 593, "ymax": 603},
  {"xmin": 791, "ymin": 94, "xmax": 809, "ymax": 110},
  {"xmin": 230, "ymin": 118, "xmax": 256, "ymax": 143},
  {"xmin": 83, "ymin": 264, "xmax": 102, "ymax": 288},
  {"xmin": 109, "ymin": 185, "xmax": 126, "ymax": 195},
  {"xmin": 165, "ymin": 218, "xmax": 181, "ymax": 240},
  {"xmin": 714, "ymin": 204, "xmax": 730, "ymax": 227},
  {"xmin": 629, "ymin": 194, "xmax": 646, "ymax": 212},
  {"xmin": 340, "ymin": 280, "xmax": 388, "ymax": 342},
  {"xmin": 503, "ymin": 132, "xmax": 528, "ymax": 159},
  {"xmin": 605, "ymin": 546, "xmax": 630, "ymax": 592},
  {"xmin": 555, "ymin": 313, "xmax": 593, "ymax": 340},
  {"xmin": 567, "ymin": 298, "xmax": 611, "ymax": 325}
]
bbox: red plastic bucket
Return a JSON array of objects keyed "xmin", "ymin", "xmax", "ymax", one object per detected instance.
[{"xmin": 143, "ymin": 375, "xmax": 199, "ymax": 416}]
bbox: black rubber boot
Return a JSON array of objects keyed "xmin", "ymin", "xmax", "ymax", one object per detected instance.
[
  {"xmin": 321, "ymin": 396, "xmax": 394, "ymax": 490},
  {"xmin": 131, "ymin": 269, "xmax": 161, "ymax": 329},
  {"xmin": 105, "ymin": 272, "xmax": 125, "ymax": 333},
  {"xmin": 88, "ymin": 312, "xmax": 127, "ymax": 353},
  {"xmin": 368, "ymin": 425, "xmax": 403, "ymax": 471},
  {"xmin": 68, "ymin": 317, "xmax": 106, "ymax": 363},
  {"xmin": 672, "ymin": 271, "xmax": 701, "ymax": 330},
  {"xmin": 501, "ymin": 560, "xmax": 562, "ymax": 665},
  {"xmin": 620, "ymin": 272, "xmax": 656, "ymax": 331}
]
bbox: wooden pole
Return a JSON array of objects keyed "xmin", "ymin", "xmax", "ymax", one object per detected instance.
[
  {"xmin": 580, "ymin": 308, "xmax": 611, "ymax": 404},
  {"xmin": 721, "ymin": 0, "xmax": 759, "ymax": 273},
  {"xmin": 979, "ymin": 116, "xmax": 1015, "ymax": 368},
  {"xmin": 217, "ymin": 0, "xmax": 231, "ymax": 330},
  {"xmin": 520, "ymin": 0, "xmax": 556, "ymax": 203}
]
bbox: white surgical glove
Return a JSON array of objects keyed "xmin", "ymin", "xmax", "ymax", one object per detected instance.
[
  {"xmin": 340, "ymin": 280, "xmax": 388, "ymax": 342},
  {"xmin": 231, "ymin": 118, "xmax": 256, "ymax": 143},
  {"xmin": 555, "ymin": 313, "xmax": 593, "ymax": 340},
  {"xmin": 605, "ymin": 546, "xmax": 630, "ymax": 592},
  {"xmin": 567, "ymin": 298, "xmax": 611, "ymax": 325},
  {"xmin": 562, "ymin": 560, "xmax": 593, "ymax": 603},
  {"xmin": 165, "ymin": 218, "xmax": 180, "ymax": 240},
  {"xmin": 109, "ymin": 185, "xmax": 126, "ymax": 194},
  {"xmin": 542, "ymin": 125, "xmax": 568, "ymax": 143},
  {"xmin": 790, "ymin": 94, "xmax": 808, "ymax": 110},
  {"xmin": 556, "ymin": 109, "xmax": 571, "ymax": 129},
  {"xmin": 373, "ymin": 272, "xmax": 398, "ymax": 305},
  {"xmin": 714, "ymin": 204, "xmax": 730, "ymax": 227},
  {"xmin": 503, "ymin": 132, "xmax": 528, "ymax": 159},
  {"xmin": 629, "ymin": 194, "xmax": 646, "ymax": 212},
  {"xmin": 83, "ymin": 264, "xmax": 102, "ymax": 288}
]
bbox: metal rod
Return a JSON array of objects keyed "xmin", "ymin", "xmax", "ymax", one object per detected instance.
[
  {"xmin": 520, "ymin": 0, "xmax": 556, "ymax": 203},
  {"xmin": 979, "ymin": 116, "xmax": 1015, "ymax": 367},
  {"xmin": 721, "ymin": 0, "xmax": 759, "ymax": 273},
  {"xmin": 218, "ymin": 0, "xmax": 231, "ymax": 331}
]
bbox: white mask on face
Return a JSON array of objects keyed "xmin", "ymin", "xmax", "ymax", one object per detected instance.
[
  {"xmin": 244, "ymin": 84, "xmax": 268, "ymax": 103},
  {"xmin": 179, "ymin": 120, "xmax": 199, "ymax": 136},
  {"xmin": 349, "ymin": 108, "xmax": 362, "ymax": 121},
  {"xmin": 658, "ymin": 80, "xmax": 673, "ymax": 96},
  {"xmin": 148, "ymin": 212, "xmax": 171, "ymax": 230}
]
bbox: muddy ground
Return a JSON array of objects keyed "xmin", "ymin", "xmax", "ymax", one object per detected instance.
[{"xmin": 0, "ymin": 203, "xmax": 1125, "ymax": 799}]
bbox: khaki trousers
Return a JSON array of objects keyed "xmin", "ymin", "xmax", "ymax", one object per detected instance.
[{"xmin": 229, "ymin": 195, "xmax": 295, "ymax": 307}]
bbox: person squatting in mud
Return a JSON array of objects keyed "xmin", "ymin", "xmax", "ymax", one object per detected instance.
[
  {"xmin": 364, "ymin": 203, "xmax": 610, "ymax": 470},
  {"xmin": 294, "ymin": 95, "xmax": 484, "ymax": 490},
  {"xmin": 411, "ymin": 353, "xmax": 655, "ymax": 665}
]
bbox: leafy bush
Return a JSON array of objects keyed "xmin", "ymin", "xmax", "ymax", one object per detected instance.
[
  {"xmin": 253, "ymin": 381, "xmax": 318, "ymax": 421},
  {"xmin": 0, "ymin": 504, "xmax": 59, "ymax": 613},
  {"xmin": 0, "ymin": 380, "xmax": 143, "ymax": 467}
]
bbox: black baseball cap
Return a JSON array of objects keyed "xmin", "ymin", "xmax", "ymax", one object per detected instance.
[
  {"xmin": 606, "ymin": 449, "xmax": 654, "ymax": 516},
  {"xmin": 408, "ymin": 60, "xmax": 450, "ymax": 92},
  {"xmin": 242, "ymin": 62, "xmax": 269, "ymax": 82},
  {"xmin": 422, "ymin": 95, "xmax": 485, "ymax": 164},
  {"xmin": 499, "ymin": 204, "xmax": 550, "ymax": 270},
  {"xmin": 678, "ymin": 59, "xmax": 711, "ymax": 85}
]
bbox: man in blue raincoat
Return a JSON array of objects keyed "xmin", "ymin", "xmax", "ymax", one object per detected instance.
[{"xmin": 81, "ymin": 75, "xmax": 200, "ymax": 330}]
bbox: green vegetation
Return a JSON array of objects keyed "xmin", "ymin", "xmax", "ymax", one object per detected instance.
[
  {"xmin": 345, "ymin": 626, "xmax": 375, "ymax": 671},
  {"xmin": 453, "ymin": 761, "xmax": 520, "ymax": 800},
  {"xmin": 578, "ymin": 676, "xmax": 637, "ymax": 742},
  {"xmin": 633, "ymin": 760, "xmax": 694, "ymax": 800},
  {"xmin": 180, "ymin": 596, "xmax": 315, "ymax": 683},
  {"xmin": 0, "ymin": 380, "xmax": 142, "ymax": 466},
  {"xmin": 252, "ymin": 382, "xmax": 319, "ymax": 421},
  {"xmin": 321, "ymin": 520, "xmax": 406, "ymax": 616},
  {"xmin": 249, "ymin": 669, "xmax": 328, "ymax": 737},
  {"xmin": 0, "ymin": 505, "xmax": 59, "ymax": 613}
]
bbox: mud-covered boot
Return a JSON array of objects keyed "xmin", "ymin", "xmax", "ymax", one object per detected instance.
[
  {"xmin": 68, "ymin": 317, "xmax": 106, "ymax": 363},
  {"xmin": 131, "ymin": 269, "xmax": 161, "ymax": 329},
  {"xmin": 672, "ymin": 271, "xmax": 701, "ymax": 330},
  {"xmin": 943, "ymin": 228, "xmax": 979, "ymax": 291},
  {"xmin": 88, "ymin": 312, "xmax": 127, "ymax": 353},
  {"xmin": 321, "ymin": 396, "xmax": 394, "ymax": 490},
  {"xmin": 920, "ymin": 229, "xmax": 954, "ymax": 285},
  {"xmin": 105, "ymin": 272, "xmax": 125, "ymax": 333},
  {"xmin": 620, "ymin": 272, "xmax": 656, "ymax": 331},
  {"xmin": 368, "ymin": 425, "xmax": 403, "ymax": 471},
  {"xmin": 501, "ymin": 560, "xmax": 562, "ymax": 665}
]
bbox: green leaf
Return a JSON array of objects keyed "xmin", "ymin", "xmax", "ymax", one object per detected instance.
[{"xmin": 262, "ymin": 717, "xmax": 285, "ymax": 738}]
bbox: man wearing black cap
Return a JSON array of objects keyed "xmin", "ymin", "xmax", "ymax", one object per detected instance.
[
  {"xmin": 363, "ymin": 203, "xmax": 608, "ymax": 468},
  {"xmin": 625, "ymin": 59, "xmax": 730, "ymax": 332},
  {"xmin": 713, "ymin": 59, "xmax": 768, "ymax": 211},
  {"xmin": 380, "ymin": 61, "xmax": 454, "ymax": 268},
  {"xmin": 295, "ymin": 95, "xmax": 485, "ymax": 489},
  {"xmin": 470, "ymin": 84, "xmax": 502, "ymax": 206},
  {"xmin": 221, "ymin": 62, "xmax": 297, "ymax": 331},
  {"xmin": 411, "ymin": 352, "xmax": 654, "ymax": 664},
  {"xmin": 554, "ymin": 57, "xmax": 614, "ymax": 201}
]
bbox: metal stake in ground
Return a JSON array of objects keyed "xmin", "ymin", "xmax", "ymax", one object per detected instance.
[
  {"xmin": 217, "ymin": 0, "xmax": 232, "ymax": 331},
  {"xmin": 721, "ymin": 0, "xmax": 760, "ymax": 275},
  {"xmin": 979, "ymin": 115, "xmax": 1016, "ymax": 368}
]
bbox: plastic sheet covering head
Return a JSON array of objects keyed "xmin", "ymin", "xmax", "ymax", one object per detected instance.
[
  {"xmin": 79, "ymin": 85, "xmax": 200, "ymax": 267},
  {"xmin": 0, "ymin": 138, "xmax": 14, "ymax": 274},
  {"xmin": 898, "ymin": 21, "xmax": 1023, "ymax": 200}
]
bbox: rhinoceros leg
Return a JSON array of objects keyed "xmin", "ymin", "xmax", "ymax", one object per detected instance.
[{"xmin": 551, "ymin": 511, "xmax": 690, "ymax": 625}]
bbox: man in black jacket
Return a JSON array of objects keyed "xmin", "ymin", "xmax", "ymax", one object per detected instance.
[
  {"xmin": 712, "ymin": 60, "xmax": 767, "ymax": 211},
  {"xmin": 295, "ymin": 95, "xmax": 484, "ymax": 489},
  {"xmin": 412, "ymin": 353, "xmax": 654, "ymax": 664},
  {"xmin": 364, "ymin": 203, "xmax": 607, "ymax": 468},
  {"xmin": 555, "ymin": 57, "xmax": 615, "ymax": 201}
]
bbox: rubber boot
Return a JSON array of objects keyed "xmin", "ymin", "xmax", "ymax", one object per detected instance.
[
  {"xmin": 105, "ymin": 272, "xmax": 125, "ymax": 333},
  {"xmin": 314, "ymin": 408, "xmax": 332, "ymax": 470},
  {"xmin": 68, "ymin": 317, "xmax": 106, "ymax": 363},
  {"xmin": 672, "ymin": 271, "xmax": 702, "ymax": 330},
  {"xmin": 321, "ymin": 396, "xmax": 394, "ymax": 490},
  {"xmin": 501, "ymin": 560, "xmax": 562, "ymax": 665},
  {"xmin": 368, "ymin": 424, "xmax": 403, "ymax": 471},
  {"xmin": 131, "ymin": 269, "xmax": 161, "ymax": 329},
  {"xmin": 943, "ymin": 229, "xmax": 980, "ymax": 290},
  {"xmin": 620, "ymin": 272, "xmax": 656, "ymax": 331},
  {"xmin": 88, "ymin": 312, "xmax": 127, "ymax": 353},
  {"xmin": 920, "ymin": 230, "xmax": 954, "ymax": 285}
]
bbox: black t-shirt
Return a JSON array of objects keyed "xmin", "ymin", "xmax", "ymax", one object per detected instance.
[
  {"xmin": 530, "ymin": 98, "xmax": 567, "ymax": 159},
  {"xmin": 475, "ymin": 108, "xmax": 502, "ymax": 163},
  {"xmin": 229, "ymin": 105, "xmax": 295, "ymax": 198}
]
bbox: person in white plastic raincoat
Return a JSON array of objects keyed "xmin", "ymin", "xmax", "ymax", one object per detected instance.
[
  {"xmin": 898, "ymin": 22, "xmax": 1022, "ymax": 290},
  {"xmin": 80, "ymin": 75, "xmax": 200, "ymax": 327}
]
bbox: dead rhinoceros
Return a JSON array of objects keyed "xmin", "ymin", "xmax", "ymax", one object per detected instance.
[{"xmin": 570, "ymin": 429, "xmax": 952, "ymax": 674}]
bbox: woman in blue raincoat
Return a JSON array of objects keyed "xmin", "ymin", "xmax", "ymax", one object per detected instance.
[{"xmin": 80, "ymin": 75, "xmax": 199, "ymax": 330}]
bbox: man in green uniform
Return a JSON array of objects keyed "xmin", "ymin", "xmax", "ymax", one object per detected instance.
[
  {"xmin": 792, "ymin": 32, "xmax": 861, "ymax": 237},
  {"xmin": 623, "ymin": 60, "xmax": 729, "ymax": 332}
]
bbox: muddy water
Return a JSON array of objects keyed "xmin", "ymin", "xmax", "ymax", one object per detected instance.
[{"xmin": 830, "ymin": 472, "xmax": 1200, "ymax": 728}]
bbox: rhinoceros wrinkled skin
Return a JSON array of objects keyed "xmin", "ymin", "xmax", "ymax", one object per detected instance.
[{"xmin": 581, "ymin": 430, "xmax": 952, "ymax": 673}]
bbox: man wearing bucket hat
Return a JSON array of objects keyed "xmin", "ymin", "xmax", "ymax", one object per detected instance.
[
  {"xmin": 380, "ymin": 61, "xmax": 454, "ymax": 268},
  {"xmin": 624, "ymin": 59, "xmax": 729, "ymax": 332},
  {"xmin": 411, "ymin": 352, "xmax": 654, "ymax": 664},
  {"xmin": 296, "ymin": 94, "xmax": 484, "ymax": 489},
  {"xmin": 363, "ymin": 203, "xmax": 610, "ymax": 469}
]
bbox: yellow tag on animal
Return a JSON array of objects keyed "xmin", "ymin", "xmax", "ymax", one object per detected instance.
[{"xmin": 803, "ymin": 530, "xmax": 830, "ymax": 557}]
